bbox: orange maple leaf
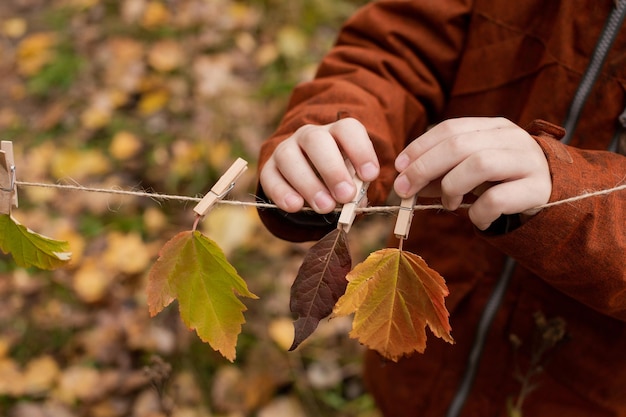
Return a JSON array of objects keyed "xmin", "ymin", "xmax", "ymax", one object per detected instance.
[{"xmin": 332, "ymin": 248, "xmax": 453, "ymax": 362}]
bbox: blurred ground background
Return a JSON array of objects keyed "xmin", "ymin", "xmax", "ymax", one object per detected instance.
[{"xmin": 0, "ymin": 0, "xmax": 397, "ymax": 416}]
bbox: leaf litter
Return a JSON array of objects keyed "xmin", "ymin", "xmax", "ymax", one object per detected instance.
[{"xmin": 0, "ymin": 0, "xmax": 381, "ymax": 416}]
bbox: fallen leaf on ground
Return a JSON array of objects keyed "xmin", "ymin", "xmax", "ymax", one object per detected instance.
[
  {"xmin": 72, "ymin": 257, "xmax": 111, "ymax": 303},
  {"xmin": 103, "ymin": 231, "xmax": 152, "ymax": 275},
  {"xmin": 148, "ymin": 40, "xmax": 185, "ymax": 72},
  {"xmin": 16, "ymin": 32, "xmax": 58, "ymax": 76},
  {"xmin": 53, "ymin": 365, "xmax": 101, "ymax": 404},
  {"xmin": 109, "ymin": 131, "xmax": 143, "ymax": 160},
  {"xmin": 22, "ymin": 355, "xmax": 60, "ymax": 395}
]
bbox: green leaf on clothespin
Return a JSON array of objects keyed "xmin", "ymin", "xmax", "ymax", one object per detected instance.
[
  {"xmin": 146, "ymin": 230, "xmax": 258, "ymax": 362},
  {"xmin": 0, "ymin": 213, "xmax": 72, "ymax": 270}
]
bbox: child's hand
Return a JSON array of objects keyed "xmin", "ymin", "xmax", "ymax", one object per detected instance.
[
  {"xmin": 394, "ymin": 117, "xmax": 552, "ymax": 230},
  {"xmin": 260, "ymin": 117, "xmax": 380, "ymax": 213}
]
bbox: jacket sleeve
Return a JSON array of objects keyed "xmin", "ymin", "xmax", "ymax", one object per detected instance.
[
  {"xmin": 257, "ymin": 0, "xmax": 473, "ymax": 242},
  {"xmin": 483, "ymin": 120, "xmax": 626, "ymax": 321}
]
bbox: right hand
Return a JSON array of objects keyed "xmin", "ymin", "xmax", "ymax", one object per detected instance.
[{"xmin": 259, "ymin": 117, "xmax": 380, "ymax": 214}]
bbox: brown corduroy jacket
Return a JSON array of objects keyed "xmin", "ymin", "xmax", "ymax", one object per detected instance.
[{"xmin": 256, "ymin": 1, "xmax": 626, "ymax": 416}]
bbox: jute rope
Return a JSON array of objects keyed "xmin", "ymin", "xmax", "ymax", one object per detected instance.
[{"xmin": 15, "ymin": 180, "xmax": 625, "ymax": 214}]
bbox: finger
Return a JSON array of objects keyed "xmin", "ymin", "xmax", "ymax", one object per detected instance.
[
  {"xmin": 395, "ymin": 117, "xmax": 513, "ymax": 171},
  {"xmin": 469, "ymin": 179, "xmax": 548, "ymax": 230},
  {"xmin": 394, "ymin": 128, "xmax": 510, "ymax": 197},
  {"xmin": 439, "ymin": 149, "xmax": 531, "ymax": 210},
  {"xmin": 259, "ymin": 159, "xmax": 305, "ymax": 212},
  {"xmin": 295, "ymin": 126, "xmax": 356, "ymax": 203},
  {"xmin": 273, "ymin": 142, "xmax": 337, "ymax": 213},
  {"xmin": 328, "ymin": 118, "xmax": 380, "ymax": 181}
]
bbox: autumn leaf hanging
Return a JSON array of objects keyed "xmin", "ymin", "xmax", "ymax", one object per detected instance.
[
  {"xmin": 289, "ymin": 228, "xmax": 352, "ymax": 350},
  {"xmin": 146, "ymin": 230, "xmax": 258, "ymax": 362},
  {"xmin": 0, "ymin": 141, "xmax": 71, "ymax": 270},
  {"xmin": 333, "ymin": 248, "xmax": 454, "ymax": 362},
  {"xmin": 146, "ymin": 158, "xmax": 257, "ymax": 362},
  {"xmin": 287, "ymin": 163, "xmax": 368, "ymax": 350},
  {"xmin": 0, "ymin": 214, "xmax": 72, "ymax": 270}
]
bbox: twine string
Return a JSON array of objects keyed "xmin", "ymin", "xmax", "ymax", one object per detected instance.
[{"xmin": 13, "ymin": 180, "xmax": 625, "ymax": 214}]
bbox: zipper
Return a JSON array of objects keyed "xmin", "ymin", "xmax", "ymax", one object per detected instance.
[{"xmin": 445, "ymin": 3, "xmax": 626, "ymax": 416}]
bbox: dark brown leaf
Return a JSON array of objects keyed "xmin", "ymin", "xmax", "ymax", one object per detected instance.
[{"xmin": 289, "ymin": 228, "xmax": 351, "ymax": 350}]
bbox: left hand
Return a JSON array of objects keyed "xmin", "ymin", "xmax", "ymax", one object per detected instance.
[{"xmin": 393, "ymin": 117, "xmax": 552, "ymax": 230}]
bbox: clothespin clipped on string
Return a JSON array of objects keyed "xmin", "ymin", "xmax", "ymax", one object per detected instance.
[
  {"xmin": 193, "ymin": 158, "xmax": 248, "ymax": 218},
  {"xmin": 0, "ymin": 141, "xmax": 18, "ymax": 215},
  {"xmin": 393, "ymin": 195, "xmax": 417, "ymax": 240},
  {"xmin": 337, "ymin": 160, "xmax": 370, "ymax": 233}
]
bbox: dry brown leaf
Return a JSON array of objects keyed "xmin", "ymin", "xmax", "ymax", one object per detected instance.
[
  {"xmin": 2, "ymin": 18, "xmax": 27, "ymax": 38},
  {"xmin": 171, "ymin": 371, "xmax": 202, "ymax": 406},
  {"xmin": 170, "ymin": 139, "xmax": 204, "ymax": 178},
  {"xmin": 103, "ymin": 231, "xmax": 152, "ymax": 275},
  {"xmin": 148, "ymin": 40, "xmax": 185, "ymax": 72},
  {"xmin": 54, "ymin": 219, "xmax": 86, "ymax": 266},
  {"xmin": 192, "ymin": 55, "xmax": 235, "ymax": 98},
  {"xmin": 138, "ymin": 89, "xmax": 169, "ymax": 115},
  {"xmin": 200, "ymin": 206, "xmax": 259, "ymax": 256},
  {"xmin": 121, "ymin": 0, "xmax": 146, "ymax": 23},
  {"xmin": 255, "ymin": 43, "xmax": 279, "ymax": 67},
  {"xmin": 0, "ymin": 107, "xmax": 21, "ymax": 129},
  {"xmin": 143, "ymin": 206, "xmax": 168, "ymax": 235},
  {"xmin": 268, "ymin": 317, "xmax": 294, "ymax": 351},
  {"xmin": 73, "ymin": 258, "xmax": 111, "ymax": 303},
  {"xmin": 50, "ymin": 148, "xmax": 111, "ymax": 180},
  {"xmin": 205, "ymin": 140, "xmax": 232, "ymax": 169},
  {"xmin": 0, "ymin": 337, "xmax": 10, "ymax": 358},
  {"xmin": 132, "ymin": 388, "xmax": 162, "ymax": 416},
  {"xmin": 277, "ymin": 26, "xmax": 306, "ymax": 58},
  {"xmin": 257, "ymin": 396, "xmax": 307, "ymax": 417},
  {"xmin": 54, "ymin": 365, "xmax": 101, "ymax": 404},
  {"xmin": 0, "ymin": 358, "xmax": 25, "ymax": 396},
  {"xmin": 211, "ymin": 365, "xmax": 246, "ymax": 413},
  {"xmin": 22, "ymin": 355, "xmax": 60, "ymax": 395},
  {"xmin": 16, "ymin": 32, "xmax": 57, "ymax": 76},
  {"xmin": 141, "ymin": 1, "xmax": 170, "ymax": 28},
  {"xmin": 99, "ymin": 37, "xmax": 145, "ymax": 92},
  {"xmin": 109, "ymin": 131, "xmax": 143, "ymax": 160}
]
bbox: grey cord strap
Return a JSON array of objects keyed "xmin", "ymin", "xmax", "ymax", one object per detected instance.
[
  {"xmin": 444, "ymin": 257, "xmax": 516, "ymax": 417},
  {"xmin": 561, "ymin": 0, "xmax": 626, "ymax": 145}
]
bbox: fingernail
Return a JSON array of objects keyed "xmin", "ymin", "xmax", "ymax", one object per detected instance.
[
  {"xmin": 394, "ymin": 175, "xmax": 411, "ymax": 196},
  {"xmin": 360, "ymin": 162, "xmax": 379, "ymax": 180},
  {"xmin": 395, "ymin": 154, "xmax": 409, "ymax": 171},
  {"xmin": 283, "ymin": 192, "xmax": 302, "ymax": 210},
  {"xmin": 313, "ymin": 191, "xmax": 335, "ymax": 212},
  {"xmin": 334, "ymin": 181, "xmax": 355, "ymax": 201}
]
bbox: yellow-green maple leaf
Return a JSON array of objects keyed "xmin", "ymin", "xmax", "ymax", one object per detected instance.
[
  {"xmin": 332, "ymin": 248, "xmax": 453, "ymax": 362},
  {"xmin": 147, "ymin": 230, "xmax": 258, "ymax": 362},
  {"xmin": 0, "ymin": 213, "xmax": 71, "ymax": 270}
]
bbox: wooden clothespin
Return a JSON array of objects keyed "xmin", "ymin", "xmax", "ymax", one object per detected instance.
[
  {"xmin": 337, "ymin": 160, "xmax": 370, "ymax": 233},
  {"xmin": 393, "ymin": 195, "xmax": 417, "ymax": 239},
  {"xmin": 0, "ymin": 141, "xmax": 18, "ymax": 215},
  {"xmin": 193, "ymin": 158, "xmax": 248, "ymax": 217}
]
